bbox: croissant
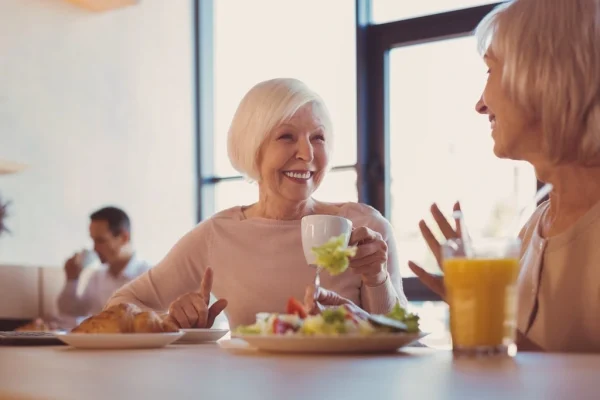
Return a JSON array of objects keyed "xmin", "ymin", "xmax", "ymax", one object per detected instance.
[
  {"xmin": 132, "ymin": 311, "xmax": 178, "ymax": 333},
  {"xmin": 15, "ymin": 318, "xmax": 53, "ymax": 332},
  {"xmin": 71, "ymin": 303, "xmax": 179, "ymax": 334}
]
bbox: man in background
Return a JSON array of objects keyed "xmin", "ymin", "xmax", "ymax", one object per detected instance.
[{"xmin": 57, "ymin": 206, "xmax": 150, "ymax": 320}]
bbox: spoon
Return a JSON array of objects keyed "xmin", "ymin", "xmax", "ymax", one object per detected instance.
[{"xmin": 313, "ymin": 266, "xmax": 322, "ymax": 299}]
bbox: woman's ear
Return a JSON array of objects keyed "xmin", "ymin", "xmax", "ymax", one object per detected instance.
[{"xmin": 252, "ymin": 144, "xmax": 266, "ymax": 183}]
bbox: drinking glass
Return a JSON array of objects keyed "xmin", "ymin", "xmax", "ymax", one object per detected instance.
[{"xmin": 443, "ymin": 237, "xmax": 521, "ymax": 357}]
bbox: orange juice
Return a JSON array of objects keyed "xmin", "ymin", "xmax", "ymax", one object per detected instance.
[{"xmin": 444, "ymin": 257, "xmax": 519, "ymax": 348}]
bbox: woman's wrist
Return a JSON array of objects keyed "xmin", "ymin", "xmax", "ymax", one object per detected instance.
[{"xmin": 362, "ymin": 271, "xmax": 388, "ymax": 287}]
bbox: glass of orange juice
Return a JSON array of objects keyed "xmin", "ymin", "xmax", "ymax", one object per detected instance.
[{"xmin": 442, "ymin": 237, "xmax": 521, "ymax": 357}]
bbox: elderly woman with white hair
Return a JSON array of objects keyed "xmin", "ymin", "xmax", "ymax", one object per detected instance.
[
  {"xmin": 409, "ymin": 0, "xmax": 600, "ymax": 352},
  {"xmin": 107, "ymin": 78, "xmax": 407, "ymax": 329}
]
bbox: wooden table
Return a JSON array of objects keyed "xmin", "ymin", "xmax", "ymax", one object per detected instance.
[{"xmin": 1, "ymin": 343, "xmax": 599, "ymax": 400}]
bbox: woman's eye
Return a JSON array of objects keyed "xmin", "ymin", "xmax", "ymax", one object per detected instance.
[
  {"xmin": 313, "ymin": 134, "xmax": 325, "ymax": 142},
  {"xmin": 278, "ymin": 133, "xmax": 294, "ymax": 140}
]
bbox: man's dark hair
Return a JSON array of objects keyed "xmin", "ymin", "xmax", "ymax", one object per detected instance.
[
  {"xmin": 90, "ymin": 206, "xmax": 131, "ymax": 237},
  {"xmin": 0, "ymin": 193, "xmax": 9, "ymax": 237}
]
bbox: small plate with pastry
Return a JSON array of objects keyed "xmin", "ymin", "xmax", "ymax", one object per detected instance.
[
  {"xmin": 56, "ymin": 304, "xmax": 184, "ymax": 349},
  {"xmin": 0, "ymin": 318, "xmax": 67, "ymax": 346}
]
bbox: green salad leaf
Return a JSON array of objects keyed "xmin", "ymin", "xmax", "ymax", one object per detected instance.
[
  {"xmin": 234, "ymin": 324, "xmax": 262, "ymax": 335},
  {"xmin": 321, "ymin": 308, "xmax": 347, "ymax": 324},
  {"xmin": 311, "ymin": 234, "xmax": 357, "ymax": 276},
  {"xmin": 385, "ymin": 302, "xmax": 420, "ymax": 333}
]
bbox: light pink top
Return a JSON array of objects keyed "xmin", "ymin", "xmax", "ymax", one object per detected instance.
[
  {"xmin": 106, "ymin": 203, "xmax": 407, "ymax": 328},
  {"xmin": 518, "ymin": 200, "xmax": 600, "ymax": 352}
]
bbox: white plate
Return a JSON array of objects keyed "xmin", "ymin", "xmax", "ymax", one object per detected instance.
[
  {"xmin": 56, "ymin": 332, "xmax": 184, "ymax": 349},
  {"xmin": 231, "ymin": 332, "xmax": 428, "ymax": 354},
  {"xmin": 175, "ymin": 329, "xmax": 229, "ymax": 344}
]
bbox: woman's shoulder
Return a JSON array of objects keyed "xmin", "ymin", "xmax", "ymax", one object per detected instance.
[
  {"xmin": 336, "ymin": 202, "xmax": 392, "ymax": 233},
  {"xmin": 337, "ymin": 202, "xmax": 382, "ymax": 218},
  {"xmin": 185, "ymin": 207, "xmax": 243, "ymax": 237},
  {"xmin": 209, "ymin": 206, "xmax": 245, "ymax": 221},
  {"xmin": 518, "ymin": 200, "xmax": 549, "ymax": 242}
]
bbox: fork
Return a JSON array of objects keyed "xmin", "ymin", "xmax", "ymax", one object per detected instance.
[{"xmin": 311, "ymin": 265, "xmax": 322, "ymax": 299}]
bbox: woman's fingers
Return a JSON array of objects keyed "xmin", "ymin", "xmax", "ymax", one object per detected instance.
[
  {"xmin": 206, "ymin": 298, "xmax": 228, "ymax": 328},
  {"xmin": 351, "ymin": 240, "xmax": 387, "ymax": 262},
  {"xmin": 349, "ymin": 250, "xmax": 386, "ymax": 269},
  {"xmin": 169, "ymin": 292, "xmax": 207, "ymax": 328},
  {"xmin": 349, "ymin": 227, "xmax": 378, "ymax": 246},
  {"xmin": 419, "ymin": 220, "xmax": 443, "ymax": 267},
  {"xmin": 181, "ymin": 301, "xmax": 201, "ymax": 327},
  {"xmin": 169, "ymin": 307, "xmax": 191, "ymax": 328},
  {"xmin": 314, "ymin": 286, "xmax": 349, "ymax": 306},
  {"xmin": 408, "ymin": 261, "xmax": 445, "ymax": 299},
  {"xmin": 452, "ymin": 201, "xmax": 463, "ymax": 238},
  {"xmin": 431, "ymin": 203, "xmax": 458, "ymax": 240},
  {"xmin": 304, "ymin": 284, "xmax": 350, "ymax": 315},
  {"xmin": 199, "ymin": 267, "xmax": 214, "ymax": 306}
]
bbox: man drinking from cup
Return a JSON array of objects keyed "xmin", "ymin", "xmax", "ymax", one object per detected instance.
[{"xmin": 57, "ymin": 206, "xmax": 151, "ymax": 321}]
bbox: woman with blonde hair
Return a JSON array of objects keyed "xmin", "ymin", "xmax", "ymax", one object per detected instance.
[
  {"xmin": 107, "ymin": 78, "xmax": 407, "ymax": 329},
  {"xmin": 409, "ymin": 0, "xmax": 600, "ymax": 352}
]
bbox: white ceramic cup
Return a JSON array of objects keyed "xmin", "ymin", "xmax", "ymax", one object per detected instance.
[
  {"xmin": 301, "ymin": 215, "xmax": 353, "ymax": 265},
  {"xmin": 79, "ymin": 249, "xmax": 99, "ymax": 268}
]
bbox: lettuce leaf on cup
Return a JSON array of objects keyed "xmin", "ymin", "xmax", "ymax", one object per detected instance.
[{"xmin": 311, "ymin": 234, "xmax": 357, "ymax": 276}]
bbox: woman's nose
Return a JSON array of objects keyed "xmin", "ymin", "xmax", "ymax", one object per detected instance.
[
  {"xmin": 296, "ymin": 138, "xmax": 314, "ymax": 162},
  {"xmin": 475, "ymin": 95, "xmax": 488, "ymax": 114}
]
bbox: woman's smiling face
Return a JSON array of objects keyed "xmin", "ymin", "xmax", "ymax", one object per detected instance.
[
  {"xmin": 257, "ymin": 102, "xmax": 331, "ymax": 203},
  {"xmin": 475, "ymin": 53, "xmax": 542, "ymax": 162}
]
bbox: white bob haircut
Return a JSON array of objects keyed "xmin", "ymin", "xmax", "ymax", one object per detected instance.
[
  {"xmin": 475, "ymin": 0, "xmax": 600, "ymax": 166},
  {"xmin": 227, "ymin": 78, "xmax": 333, "ymax": 181}
]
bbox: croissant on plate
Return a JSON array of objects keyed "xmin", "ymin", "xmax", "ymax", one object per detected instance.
[
  {"xmin": 15, "ymin": 318, "xmax": 54, "ymax": 332},
  {"xmin": 71, "ymin": 303, "xmax": 179, "ymax": 334}
]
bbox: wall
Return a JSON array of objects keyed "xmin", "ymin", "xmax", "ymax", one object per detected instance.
[{"xmin": 0, "ymin": 0, "xmax": 197, "ymax": 269}]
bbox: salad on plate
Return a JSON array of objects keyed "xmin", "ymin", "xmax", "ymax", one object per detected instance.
[{"xmin": 234, "ymin": 298, "xmax": 420, "ymax": 337}]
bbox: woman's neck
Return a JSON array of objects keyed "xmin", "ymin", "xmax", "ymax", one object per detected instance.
[
  {"xmin": 245, "ymin": 195, "xmax": 318, "ymax": 220},
  {"xmin": 535, "ymin": 163, "xmax": 600, "ymax": 236}
]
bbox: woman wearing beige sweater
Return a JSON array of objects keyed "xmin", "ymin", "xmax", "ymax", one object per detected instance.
[
  {"xmin": 409, "ymin": 0, "xmax": 600, "ymax": 352},
  {"xmin": 107, "ymin": 78, "xmax": 408, "ymax": 329}
]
